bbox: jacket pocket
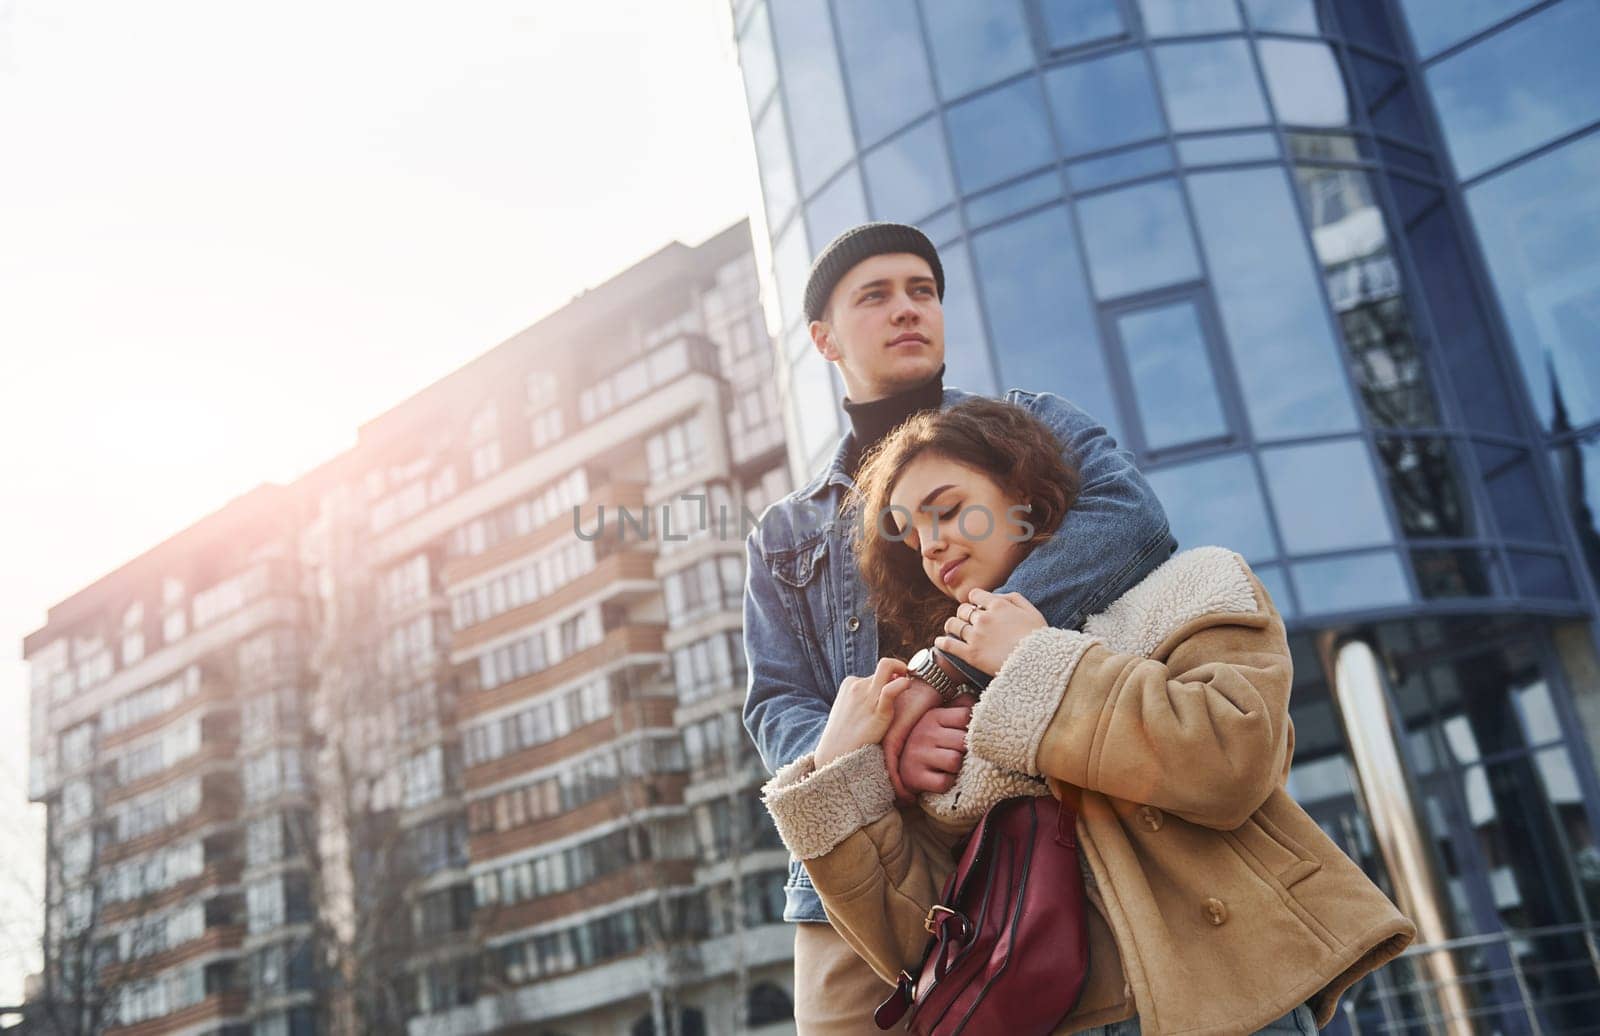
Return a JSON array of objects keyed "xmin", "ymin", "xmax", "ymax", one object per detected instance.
[
  {"xmin": 1229, "ymin": 809, "xmax": 1322, "ymax": 889},
  {"xmin": 771, "ymin": 536, "xmax": 829, "ymax": 589}
]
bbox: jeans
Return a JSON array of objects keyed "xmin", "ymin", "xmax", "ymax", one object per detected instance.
[{"xmin": 1081, "ymin": 1003, "xmax": 1318, "ymax": 1035}]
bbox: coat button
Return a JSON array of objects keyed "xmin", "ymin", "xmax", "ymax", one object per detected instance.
[
  {"xmin": 1137, "ymin": 805, "xmax": 1164, "ymax": 831},
  {"xmin": 846, "ymin": 615, "xmax": 861, "ymax": 632},
  {"xmin": 1203, "ymin": 898, "xmax": 1228, "ymax": 926}
]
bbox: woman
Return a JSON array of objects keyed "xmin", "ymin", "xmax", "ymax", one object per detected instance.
[{"xmin": 762, "ymin": 399, "xmax": 1414, "ymax": 1035}]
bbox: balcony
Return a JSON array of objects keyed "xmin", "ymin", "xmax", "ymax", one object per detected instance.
[
  {"xmin": 441, "ymin": 480, "xmax": 649, "ymax": 587},
  {"xmin": 476, "ymin": 858, "xmax": 698, "ymax": 939},
  {"xmin": 457, "ymin": 624, "xmax": 666, "ymax": 720},
  {"xmin": 467, "ymin": 776, "xmax": 690, "ymax": 862},
  {"xmin": 449, "ymin": 550, "xmax": 657, "ymax": 655}
]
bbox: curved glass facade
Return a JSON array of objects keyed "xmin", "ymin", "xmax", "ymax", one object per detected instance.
[{"xmin": 734, "ymin": 0, "xmax": 1600, "ymax": 1030}]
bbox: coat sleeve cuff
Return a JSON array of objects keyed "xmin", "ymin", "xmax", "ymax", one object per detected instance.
[
  {"xmin": 921, "ymin": 753, "xmax": 1050, "ymax": 825},
  {"xmin": 761, "ymin": 744, "xmax": 897, "ymax": 860},
  {"xmin": 967, "ymin": 627, "xmax": 1103, "ymax": 775}
]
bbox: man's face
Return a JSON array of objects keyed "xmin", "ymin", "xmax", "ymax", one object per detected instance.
[{"xmin": 809, "ymin": 252, "xmax": 945, "ymax": 402}]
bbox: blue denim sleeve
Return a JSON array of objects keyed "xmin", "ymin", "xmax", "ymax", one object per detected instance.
[
  {"xmin": 997, "ymin": 390, "xmax": 1175, "ymax": 629},
  {"xmin": 741, "ymin": 531, "xmax": 830, "ymax": 774}
]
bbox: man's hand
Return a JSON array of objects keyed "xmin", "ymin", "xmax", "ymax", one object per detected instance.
[
  {"xmin": 936, "ymin": 588, "xmax": 1048, "ymax": 675},
  {"xmin": 899, "ymin": 698, "xmax": 975, "ymax": 795},
  {"xmin": 881, "ymin": 679, "xmax": 942, "ymax": 804}
]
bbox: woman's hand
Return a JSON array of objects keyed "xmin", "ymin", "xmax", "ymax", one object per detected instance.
[
  {"xmin": 815, "ymin": 658, "xmax": 913, "ymax": 769},
  {"xmin": 935, "ymin": 588, "xmax": 1048, "ymax": 676}
]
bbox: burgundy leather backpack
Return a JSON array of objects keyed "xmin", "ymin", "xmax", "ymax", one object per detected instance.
[{"xmin": 873, "ymin": 795, "xmax": 1090, "ymax": 1035}]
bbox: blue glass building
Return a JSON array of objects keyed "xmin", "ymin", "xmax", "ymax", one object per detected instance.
[{"xmin": 731, "ymin": 0, "xmax": 1600, "ymax": 1030}]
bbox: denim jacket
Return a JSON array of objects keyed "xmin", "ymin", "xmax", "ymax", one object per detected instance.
[{"xmin": 741, "ymin": 386, "xmax": 1175, "ymax": 921}]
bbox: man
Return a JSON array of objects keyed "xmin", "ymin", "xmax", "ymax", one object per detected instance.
[{"xmin": 741, "ymin": 222, "xmax": 1172, "ymax": 1031}]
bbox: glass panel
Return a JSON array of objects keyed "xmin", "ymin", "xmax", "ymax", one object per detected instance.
[
  {"xmin": 937, "ymin": 241, "xmax": 997, "ymax": 395},
  {"xmin": 1261, "ymin": 439, "xmax": 1393, "ymax": 553},
  {"xmin": 863, "ymin": 118, "xmax": 957, "ymax": 225},
  {"xmin": 1137, "ymin": 0, "xmax": 1241, "ymax": 35},
  {"xmin": 918, "ymin": 206, "xmax": 963, "ymax": 246},
  {"xmin": 1258, "ymin": 40, "xmax": 1350, "ymax": 128},
  {"xmin": 1254, "ymin": 563, "xmax": 1295, "ymax": 617},
  {"xmin": 1153, "ymin": 40, "xmax": 1270, "ymax": 133},
  {"xmin": 1177, "ymin": 131, "xmax": 1278, "ymax": 165},
  {"xmin": 1397, "ymin": 0, "xmax": 1540, "ymax": 59},
  {"xmin": 964, "ymin": 170, "xmax": 1063, "ymax": 227},
  {"xmin": 1045, "ymin": 50, "xmax": 1165, "ymax": 158},
  {"xmin": 1412, "ymin": 548, "xmax": 1501, "ymax": 599},
  {"xmin": 1076, "ymin": 179, "xmax": 1201, "ymax": 300},
  {"xmin": 1476, "ymin": 444, "xmax": 1558, "ymax": 543},
  {"xmin": 1242, "ymin": 0, "xmax": 1321, "ymax": 34},
  {"xmin": 1508, "ymin": 552, "xmax": 1577, "ymax": 600},
  {"xmin": 770, "ymin": 0, "xmax": 855, "ymax": 193},
  {"xmin": 1425, "ymin": 1, "xmax": 1600, "ymax": 180},
  {"xmin": 919, "ymin": 0, "xmax": 1034, "ymax": 100},
  {"xmin": 1465, "ymin": 130, "xmax": 1600, "ymax": 433},
  {"xmin": 1290, "ymin": 164, "xmax": 1439, "ymax": 428},
  {"xmin": 770, "ymin": 220, "xmax": 811, "ymax": 330},
  {"xmin": 1116, "ymin": 300, "xmax": 1228, "ymax": 450},
  {"xmin": 1148, "ymin": 453, "xmax": 1279, "ymax": 562},
  {"xmin": 1068, "ymin": 143, "xmax": 1173, "ymax": 193},
  {"xmin": 1376, "ymin": 139, "xmax": 1437, "ymax": 178},
  {"xmin": 945, "ymin": 78, "xmax": 1056, "ymax": 193},
  {"xmin": 737, "ymin": 2, "xmax": 779, "ymax": 113},
  {"xmin": 971, "ymin": 206, "xmax": 1121, "ymax": 437},
  {"xmin": 788, "ymin": 354, "xmax": 840, "ymax": 461},
  {"xmin": 1335, "ymin": 0, "xmax": 1402, "ymax": 53},
  {"xmin": 1390, "ymin": 180, "xmax": 1519, "ymax": 436},
  {"xmin": 805, "ymin": 166, "xmax": 868, "ymax": 252},
  {"xmin": 753, "ymin": 99, "xmax": 800, "ymax": 231},
  {"xmin": 1549, "ymin": 434, "xmax": 1600, "ymax": 590},
  {"xmin": 833, "ymin": 0, "xmax": 937, "ymax": 145},
  {"xmin": 1188, "ymin": 168, "xmax": 1359, "ymax": 438},
  {"xmin": 1039, "ymin": 0, "xmax": 1127, "ymax": 49},
  {"xmin": 1291, "ymin": 550, "xmax": 1411, "ymax": 612},
  {"xmin": 1376, "ymin": 438, "xmax": 1471, "ymax": 538}
]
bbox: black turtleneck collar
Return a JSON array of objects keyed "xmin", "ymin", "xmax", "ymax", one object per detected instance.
[{"xmin": 842, "ymin": 364, "xmax": 945, "ymax": 478}]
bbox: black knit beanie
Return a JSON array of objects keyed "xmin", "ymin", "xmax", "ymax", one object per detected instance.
[{"xmin": 802, "ymin": 222, "xmax": 945, "ymax": 324}]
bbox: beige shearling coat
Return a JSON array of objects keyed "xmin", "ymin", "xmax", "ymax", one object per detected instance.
[{"xmin": 763, "ymin": 547, "xmax": 1416, "ymax": 1035}]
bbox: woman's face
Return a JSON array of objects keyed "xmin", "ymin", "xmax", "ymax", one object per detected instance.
[{"xmin": 886, "ymin": 452, "xmax": 1033, "ymax": 603}]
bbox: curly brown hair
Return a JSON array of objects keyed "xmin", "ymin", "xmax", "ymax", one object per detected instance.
[{"xmin": 847, "ymin": 398, "xmax": 1082, "ymax": 660}]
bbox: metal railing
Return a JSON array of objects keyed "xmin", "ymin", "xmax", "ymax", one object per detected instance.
[{"xmin": 1345, "ymin": 921, "xmax": 1600, "ymax": 1036}]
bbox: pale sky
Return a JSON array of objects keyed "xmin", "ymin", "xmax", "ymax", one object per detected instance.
[{"xmin": 0, "ymin": 0, "xmax": 758, "ymax": 1004}]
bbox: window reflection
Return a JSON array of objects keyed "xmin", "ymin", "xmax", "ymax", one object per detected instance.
[
  {"xmin": 1176, "ymin": 131, "xmax": 1277, "ymax": 165},
  {"xmin": 1044, "ymin": 50, "xmax": 1166, "ymax": 157},
  {"xmin": 1397, "ymin": 0, "xmax": 1540, "ymax": 60},
  {"xmin": 1153, "ymin": 40, "xmax": 1270, "ymax": 133},
  {"xmin": 1476, "ymin": 443, "xmax": 1559, "ymax": 543},
  {"xmin": 937, "ymin": 242, "xmax": 997, "ymax": 395},
  {"xmin": 1076, "ymin": 179, "xmax": 1201, "ymax": 300},
  {"xmin": 1377, "ymin": 438, "xmax": 1470, "ymax": 538},
  {"xmin": 752, "ymin": 100, "xmax": 799, "ymax": 231},
  {"xmin": 736, "ymin": 3, "xmax": 779, "ymax": 114},
  {"xmin": 1507, "ymin": 551, "xmax": 1577, "ymax": 600},
  {"xmin": 1116, "ymin": 300, "xmax": 1228, "ymax": 451},
  {"xmin": 1413, "ymin": 549, "xmax": 1501, "ymax": 599},
  {"xmin": 833, "ymin": 0, "xmax": 936, "ymax": 146},
  {"xmin": 971, "ymin": 206, "xmax": 1119, "ymax": 437},
  {"xmin": 863, "ymin": 118, "xmax": 957, "ymax": 225},
  {"xmin": 1547, "ymin": 433, "xmax": 1600, "ymax": 589},
  {"xmin": 1039, "ymin": 0, "xmax": 1126, "ymax": 50},
  {"xmin": 770, "ymin": 221, "xmax": 811, "ymax": 331},
  {"xmin": 1188, "ymin": 168, "xmax": 1360, "ymax": 438},
  {"xmin": 965, "ymin": 171, "xmax": 1063, "ymax": 228},
  {"xmin": 945, "ymin": 78, "xmax": 1056, "ymax": 193},
  {"xmin": 1068, "ymin": 142, "xmax": 1173, "ymax": 193},
  {"xmin": 919, "ymin": 0, "xmax": 1033, "ymax": 100},
  {"xmin": 1258, "ymin": 40, "xmax": 1350, "ymax": 127},
  {"xmin": 769, "ymin": 0, "xmax": 854, "ymax": 193},
  {"xmin": 1466, "ymin": 130, "xmax": 1600, "ymax": 433},
  {"xmin": 1290, "ymin": 162, "xmax": 1440, "ymax": 428},
  {"xmin": 1147, "ymin": 453, "xmax": 1279, "ymax": 562},
  {"xmin": 1261, "ymin": 439, "xmax": 1393, "ymax": 554},
  {"xmin": 1425, "ymin": 0, "xmax": 1600, "ymax": 180},
  {"xmin": 788, "ymin": 353, "xmax": 839, "ymax": 463},
  {"xmin": 805, "ymin": 167, "xmax": 867, "ymax": 255},
  {"xmin": 1137, "ymin": 0, "xmax": 1240, "ymax": 36},
  {"xmin": 1291, "ymin": 550, "xmax": 1411, "ymax": 612},
  {"xmin": 1242, "ymin": 0, "xmax": 1321, "ymax": 34}
]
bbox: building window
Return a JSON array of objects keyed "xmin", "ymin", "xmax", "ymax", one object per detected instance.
[
  {"xmin": 645, "ymin": 415, "xmax": 708, "ymax": 483},
  {"xmin": 1111, "ymin": 296, "xmax": 1231, "ymax": 453}
]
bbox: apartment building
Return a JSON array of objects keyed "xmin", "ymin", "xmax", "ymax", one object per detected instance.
[{"xmin": 24, "ymin": 221, "xmax": 798, "ymax": 1035}]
